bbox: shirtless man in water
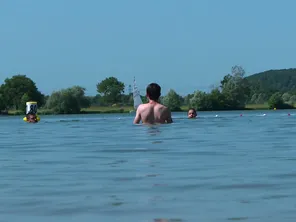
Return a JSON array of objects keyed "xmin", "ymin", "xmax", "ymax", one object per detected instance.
[{"xmin": 133, "ymin": 83, "xmax": 173, "ymax": 124}]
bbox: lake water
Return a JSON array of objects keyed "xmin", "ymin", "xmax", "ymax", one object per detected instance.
[{"xmin": 1, "ymin": 110, "xmax": 296, "ymax": 222}]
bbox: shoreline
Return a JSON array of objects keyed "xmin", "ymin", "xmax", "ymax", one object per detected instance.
[{"xmin": 2, "ymin": 104, "xmax": 291, "ymax": 116}]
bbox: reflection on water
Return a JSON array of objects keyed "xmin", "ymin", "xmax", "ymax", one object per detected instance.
[
  {"xmin": 147, "ymin": 126, "xmax": 161, "ymax": 136},
  {"xmin": 0, "ymin": 110, "xmax": 296, "ymax": 222}
]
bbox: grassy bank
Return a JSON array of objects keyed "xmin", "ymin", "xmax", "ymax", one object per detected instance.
[
  {"xmin": 5, "ymin": 103, "xmax": 285, "ymax": 116},
  {"xmin": 245, "ymin": 103, "xmax": 269, "ymax": 110}
]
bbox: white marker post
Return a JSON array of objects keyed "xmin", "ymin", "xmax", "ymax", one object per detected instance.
[{"xmin": 26, "ymin": 101, "xmax": 38, "ymax": 115}]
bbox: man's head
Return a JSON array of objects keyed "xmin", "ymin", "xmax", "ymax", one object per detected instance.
[
  {"xmin": 188, "ymin": 108, "xmax": 197, "ymax": 118},
  {"xmin": 146, "ymin": 83, "xmax": 161, "ymax": 101}
]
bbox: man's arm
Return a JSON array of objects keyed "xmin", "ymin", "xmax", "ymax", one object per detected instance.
[
  {"xmin": 133, "ymin": 106, "xmax": 142, "ymax": 124},
  {"xmin": 165, "ymin": 108, "xmax": 173, "ymax": 123}
]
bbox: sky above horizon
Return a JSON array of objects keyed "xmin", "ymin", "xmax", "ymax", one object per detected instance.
[{"xmin": 1, "ymin": 0, "xmax": 296, "ymax": 96}]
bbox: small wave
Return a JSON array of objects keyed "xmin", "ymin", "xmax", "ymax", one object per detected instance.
[
  {"xmin": 256, "ymin": 114, "xmax": 266, "ymax": 117},
  {"xmin": 59, "ymin": 119, "xmax": 80, "ymax": 122},
  {"xmin": 270, "ymin": 172, "xmax": 296, "ymax": 179},
  {"xmin": 212, "ymin": 183, "xmax": 278, "ymax": 190},
  {"xmin": 154, "ymin": 219, "xmax": 184, "ymax": 222},
  {"xmin": 227, "ymin": 217, "xmax": 248, "ymax": 221},
  {"xmin": 100, "ymin": 148, "xmax": 168, "ymax": 153},
  {"xmin": 262, "ymin": 194, "xmax": 290, "ymax": 200}
]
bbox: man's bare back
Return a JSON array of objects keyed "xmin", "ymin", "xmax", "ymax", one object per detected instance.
[
  {"xmin": 133, "ymin": 82, "xmax": 172, "ymax": 124},
  {"xmin": 133, "ymin": 101, "xmax": 173, "ymax": 124}
]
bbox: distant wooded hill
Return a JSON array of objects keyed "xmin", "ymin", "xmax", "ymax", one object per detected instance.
[{"xmin": 246, "ymin": 68, "xmax": 296, "ymax": 96}]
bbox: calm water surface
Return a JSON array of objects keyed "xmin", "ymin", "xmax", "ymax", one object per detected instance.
[{"xmin": 1, "ymin": 110, "xmax": 296, "ymax": 222}]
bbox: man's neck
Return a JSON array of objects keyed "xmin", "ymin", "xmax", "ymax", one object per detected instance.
[{"xmin": 148, "ymin": 99, "xmax": 159, "ymax": 104}]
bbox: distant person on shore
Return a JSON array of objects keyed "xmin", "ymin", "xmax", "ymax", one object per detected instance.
[
  {"xmin": 188, "ymin": 108, "xmax": 197, "ymax": 119},
  {"xmin": 133, "ymin": 83, "xmax": 173, "ymax": 124}
]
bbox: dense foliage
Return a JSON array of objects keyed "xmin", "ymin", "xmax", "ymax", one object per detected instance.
[
  {"xmin": 246, "ymin": 68, "xmax": 296, "ymax": 97},
  {"xmin": 96, "ymin": 77, "xmax": 125, "ymax": 104},
  {"xmin": 1, "ymin": 66, "xmax": 296, "ymax": 114},
  {"xmin": 45, "ymin": 86, "xmax": 90, "ymax": 114},
  {"xmin": 0, "ymin": 75, "xmax": 44, "ymax": 111},
  {"xmin": 162, "ymin": 89, "xmax": 182, "ymax": 111}
]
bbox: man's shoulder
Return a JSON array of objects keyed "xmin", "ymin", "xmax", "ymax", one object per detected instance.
[
  {"xmin": 139, "ymin": 102, "xmax": 169, "ymax": 110},
  {"xmin": 138, "ymin": 103, "xmax": 148, "ymax": 108},
  {"xmin": 137, "ymin": 103, "xmax": 147, "ymax": 111},
  {"xmin": 157, "ymin": 103, "xmax": 169, "ymax": 110}
]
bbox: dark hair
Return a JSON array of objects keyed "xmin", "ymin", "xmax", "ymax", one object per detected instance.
[
  {"xmin": 188, "ymin": 108, "xmax": 197, "ymax": 114},
  {"xmin": 146, "ymin": 83, "xmax": 161, "ymax": 101}
]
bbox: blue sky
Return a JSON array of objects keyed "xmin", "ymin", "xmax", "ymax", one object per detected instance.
[{"xmin": 1, "ymin": 0, "xmax": 296, "ymax": 96}]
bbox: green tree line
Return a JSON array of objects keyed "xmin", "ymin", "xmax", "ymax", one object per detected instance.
[{"xmin": 0, "ymin": 66, "xmax": 295, "ymax": 114}]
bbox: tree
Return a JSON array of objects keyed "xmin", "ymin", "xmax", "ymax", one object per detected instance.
[
  {"xmin": 43, "ymin": 95, "xmax": 50, "ymax": 106},
  {"xmin": 162, "ymin": 89, "xmax": 182, "ymax": 111},
  {"xmin": 0, "ymin": 75, "xmax": 44, "ymax": 110},
  {"xmin": 289, "ymin": 95, "xmax": 296, "ymax": 105},
  {"xmin": 268, "ymin": 92, "xmax": 284, "ymax": 109},
  {"xmin": 0, "ymin": 93, "xmax": 5, "ymax": 111},
  {"xmin": 96, "ymin": 77, "xmax": 125, "ymax": 104},
  {"xmin": 209, "ymin": 88, "xmax": 225, "ymax": 110},
  {"xmin": 20, "ymin": 93, "xmax": 30, "ymax": 112},
  {"xmin": 282, "ymin": 92, "xmax": 291, "ymax": 103},
  {"xmin": 183, "ymin": 94, "xmax": 194, "ymax": 106},
  {"xmin": 46, "ymin": 86, "xmax": 90, "ymax": 114},
  {"xmin": 256, "ymin": 93, "xmax": 267, "ymax": 104},
  {"xmin": 121, "ymin": 94, "xmax": 133, "ymax": 106},
  {"xmin": 189, "ymin": 90, "xmax": 212, "ymax": 111},
  {"xmin": 220, "ymin": 74, "xmax": 232, "ymax": 90},
  {"xmin": 231, "ymin": 65, "xmax": 245, "ymax": 79},
  {"xmin": 141, "ymin": 95, "xmax": 148, "ymax": 103},
  {"xmin": 221, "ymin": 78, "xmax": 241, "ymax": 108},
  {"xmin": 250, "ymin": 93, "xmax": 258, "ymax": 104},
  {"xmin": 220, "ymin": 66, "xmax": 251, "ymax": 109}
]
